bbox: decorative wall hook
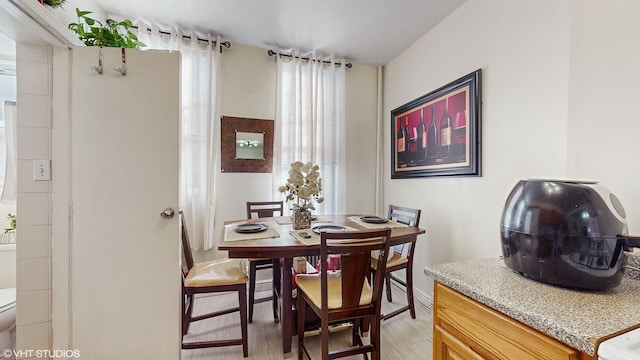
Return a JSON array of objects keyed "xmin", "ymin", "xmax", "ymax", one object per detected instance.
[
  {"xmin": 114, "ymin": 48, "xmax": 127, "ymax": 76},
  {"xmin": 90, "ymin": 47, "xmax": 104, "ymax": 75}
]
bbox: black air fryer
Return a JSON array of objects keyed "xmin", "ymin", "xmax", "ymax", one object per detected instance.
[{"xmin": 500, "ymin": 179, "xmax": 640, "ymax": 291}]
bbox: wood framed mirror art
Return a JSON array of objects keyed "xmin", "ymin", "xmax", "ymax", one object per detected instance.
[{"xmin": 221, "ymin": 116, "xmax": 274, "ymax": 173}]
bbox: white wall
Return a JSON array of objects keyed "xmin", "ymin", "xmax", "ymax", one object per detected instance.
[
  {"xmin": 214, "ymin": 43, "xmax": 277, "ymax": 242},
  {"xmin": 213, "ymin": 43, "xmax": 378, "ymax": 251},
  {"xmin": 384, "ymin": 0, "xmax": 572, "ymax": 297},
  {"xmin": 566, "ymin": 0, "xmax": 640, "ymax": 233}
]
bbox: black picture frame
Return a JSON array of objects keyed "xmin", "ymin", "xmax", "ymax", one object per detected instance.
[{"xmin": 391, "ymin": 69, "xmax": 481, "ymax": 179}]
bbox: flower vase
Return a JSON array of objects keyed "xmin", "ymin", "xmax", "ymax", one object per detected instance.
[{"xmin": 293, "ymin": 210, "xmax": 312, "ymax": 230}]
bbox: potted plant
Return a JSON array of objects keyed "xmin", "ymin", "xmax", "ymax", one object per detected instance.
[
  {"xmin": 4, "ymin": 213, "xmax": 15, "ymax": 234},
  {"xmin": 68, "ymin": 8, "xmax": 146, "ymax": 48},
  {"xmin": 278, "ymin": 162, "xmax": 323, "ymax": 230},
  {"xmin": 42, "ymin": 0, "xmax": 66, "ymax": 8}
]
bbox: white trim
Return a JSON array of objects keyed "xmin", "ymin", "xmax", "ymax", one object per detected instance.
[
  {"xmin": 8, "ymin": 0, "xmax": 83, "ymax": 47},
  {"xmin": 51, "ymin": 45, "xmax": 71, "ymax": 350},
  {"xmin": 388, "ymin": 280, "xmax": 433, "ymax": 311},
  {"xmin": 414, "ymin": 286, "xmax": 433, "ymax": 311}
]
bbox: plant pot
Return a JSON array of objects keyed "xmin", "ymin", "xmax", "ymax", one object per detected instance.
[{"xmin": 293, "ymin": 210, "xmax": 311, "ymax": 230}]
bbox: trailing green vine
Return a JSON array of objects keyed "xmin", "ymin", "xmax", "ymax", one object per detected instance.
[
  {"xmin": 43, "ymin": 0, "xmax": 66, "ymax": 7},
  {"xmin": 68, "ymin": 8, "xmax": 146, "ymax": 48},
  {"xmin": 4, "ymin": 213, "xmax": 15, "ymax": 234}
]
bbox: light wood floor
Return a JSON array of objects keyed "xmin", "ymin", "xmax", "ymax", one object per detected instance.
[{"xmin": 181, "ymin": 285, "xmax": 434, "ymax": 359}]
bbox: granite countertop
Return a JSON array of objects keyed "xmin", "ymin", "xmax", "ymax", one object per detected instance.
[{"xmin": 424, "ymin": 256, "xmax": 640, "ymax": 356}]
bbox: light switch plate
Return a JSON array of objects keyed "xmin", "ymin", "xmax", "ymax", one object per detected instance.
[{"xmin": 33, "ymin": 160, "xmax": 51, "ymax": 181}]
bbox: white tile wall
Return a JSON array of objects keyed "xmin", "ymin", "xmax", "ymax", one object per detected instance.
[
  {"xmin": 15, "ymin": 226, "xmax": 50, "ymax": 259},
  {"xmin": 15, "ymin": 43, "xmax": 53, "ymax": 354},
  {"xmin": 16, "ymin": 94, "xmax": 51, "ymax": 128},
  {"xmin": 16, "ymin": 45, "xmax": 50, "ymax": 64},
  {"xmin": 16, "ymin": 128, "xmax": 50, "ymax": 160},
  {"xmin": 16, "ymin": 258, "xmax": 50, "ymax": 291},
  {"xmin": 16, "ymin": 193, "xmax": 50, "ymax": 226},
  {"xmin": 16, "ymin": 289, "xmax": 51, "ymax": 325},
  {"xmin": 17, "ymin": 63, "xmax": 50, "ymax": 97},
  {"xmin": 14, "ymin": 322, "xmax": 51, "ymax": 353}
]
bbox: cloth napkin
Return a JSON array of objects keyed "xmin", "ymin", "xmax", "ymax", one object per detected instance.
[
  {"xmin": 347, "ymin": 216, "xmax": 409, "ymax": 229},
  {"xmin": 224, "ymin": 220, "xmax": 280, "ymax": 242},
  {"xmin": 273, "ymin": 215, "xmax": 333, "ymax": 225}
]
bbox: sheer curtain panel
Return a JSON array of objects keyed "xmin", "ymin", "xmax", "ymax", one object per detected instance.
[
  {"xmin": 273, "ymin": 51, "xmax": 346, "ymax": 215},
  {"xmin": 134, "ymin": 22, "xmax": 221, "ymax": 250}
]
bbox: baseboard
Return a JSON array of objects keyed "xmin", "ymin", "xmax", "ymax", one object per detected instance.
[{"xmin": 391, "ymin": 281, "xmax": 433, "ymax": 311}]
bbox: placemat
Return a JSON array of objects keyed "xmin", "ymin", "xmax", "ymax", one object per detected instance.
[
  {"xmin": 290, "ymin": 226, "xmax": 358, "ymax": 246},
  {"xmin": 347, "ymin": 216, "xmax": 409, "ymax": 229},
  {"xmin": 273, "ymin": 215, "xmax": 333, "ymax": 225},
  {"xmin": 224, "ymin": 220, "xmax": 280, "ymax": 242}
]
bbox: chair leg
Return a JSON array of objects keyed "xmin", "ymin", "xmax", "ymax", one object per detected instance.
[
  {"xmin": 321, "ymin": 309, "xmax": 329, "ymax": 360},
  {"xmin": 297, "ymin": 294, "xmax": 305, "ymax": 360},
  {"xmin": 385, "ymin": 273, "xmax": 393, "ymax": 302},
  {"xmin": 370, "ymin": 315, "xmax": 381, "ymax": 360},
  {"xmin": 183, "ymin": 294, "xmax": 194, "ymax": 335},
  {"xmin": 272, "ymin": 259, "xmax": 281, "ymax": 323},
  {"xmin": 239, "ymin": 284, "xmax": 249, "ymax": 358},
  {"xmin": 406, "ymin": 266, "xmax": 416, "ymax": 319},
  {"xmin": 248, "ymin": 261, "xmax": 257, "ymax": 323}
]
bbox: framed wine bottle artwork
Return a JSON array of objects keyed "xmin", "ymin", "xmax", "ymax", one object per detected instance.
[{"xmin": 391, "ymin": 69, "xmax": 482, "ymax": 179}]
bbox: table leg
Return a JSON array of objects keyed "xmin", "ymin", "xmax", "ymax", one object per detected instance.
[
  {"xmin": 272, "ymin": 258, "xmax": 281, "ymax": 323},
  {"xmin": 281, "ymin": 257, "xmax": 293, "ymax": 357}
]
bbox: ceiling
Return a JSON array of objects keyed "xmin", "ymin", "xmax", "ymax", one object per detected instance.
[{"xmin": 93, "ymin": 0, "xmax": 467, "ymax": 66}]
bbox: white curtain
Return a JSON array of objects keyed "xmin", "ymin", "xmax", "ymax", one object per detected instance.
[
  {"xmin": 1, "ymin": 100, "xmax": 17, "ymax": 203},
  {"xmin": 134, "ymin": 22, "xmax": 221, "ymax": 250},
  {"xmin": 273, "ymin": 51, "xmax": 346, "ymax": 215}
]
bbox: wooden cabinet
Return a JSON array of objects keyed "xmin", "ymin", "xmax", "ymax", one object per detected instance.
[{"xmin": 433, "ymin": 282, "xmax": 597, "ymax": 360}]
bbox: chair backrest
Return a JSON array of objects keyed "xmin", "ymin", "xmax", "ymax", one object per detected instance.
[
  {"xmin": 246, "ymin": 201, "xmax": 284, "ymax": 219},
  {"xmin": 388, "ymin": 205, "xmax": 421, "ymax": 227},
  {"xmin": 320, "ymin": 229, "xmax": 391, "ymax": 310},
  {"xmin": 388, "ymin": 205, "xmax": 421, "ymax": 257},
  {"xmin": 180, "ymin": 211, "xmax": 194, "ymax": 277}
]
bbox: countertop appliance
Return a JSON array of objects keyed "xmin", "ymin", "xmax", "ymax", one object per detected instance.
[
  {"xmin": 500, "ymin": 179, "xmax": 640, "ymax": 291},
  {"xmin": 598, "ymin": 327, "xmax": 640, "ymax": 360}
]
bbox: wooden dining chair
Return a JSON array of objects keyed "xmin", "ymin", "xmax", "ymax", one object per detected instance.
[
  {"xmin": 372, "ymin": 205, "xmax": 421, "ymax": 321},
  {"xmin": 296, "ymin": 228, "xmax": 391, "ymax": 360},
  {"xmin": 180, "ymin": 211, "xmax": 249, "ymax": 357},
  {"xmin": 246, "ymin": 201, "xmax": 283, "ymax": 323}
]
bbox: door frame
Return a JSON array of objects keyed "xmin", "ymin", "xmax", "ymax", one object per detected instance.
[{"xmin": 0, "ymin": 0, "xmax": 76, "ymax": 350}]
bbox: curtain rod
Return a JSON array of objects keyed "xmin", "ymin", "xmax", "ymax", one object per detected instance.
[
  {"xmin": 130, "ymin": 25, "xmax": 231, "ymax": 49},
  {"xmin": 267, "ymin": 50, "xmax": 352, "ymax": 69}
]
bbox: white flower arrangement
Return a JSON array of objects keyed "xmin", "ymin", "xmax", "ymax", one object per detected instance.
[{"xmin": 278, "ymin": 161, "xmax": 324, "ymax": 212}]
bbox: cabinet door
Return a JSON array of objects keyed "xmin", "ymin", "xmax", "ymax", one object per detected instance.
[
  {"xmin": 434, "ymin": 283, "xmax": 582, "ymax": 360},
  {"xmin": 70, "ymin": 47, "xmax": 180, "ymax": 358},
  {"xmin": 434, "ymin": 325, "xmax": 485, "ymax": 360}
]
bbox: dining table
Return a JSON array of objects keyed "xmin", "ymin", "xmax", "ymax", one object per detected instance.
[{"xmin": 218, "ymin": 214, "xmax": 426, "ymax": 358}]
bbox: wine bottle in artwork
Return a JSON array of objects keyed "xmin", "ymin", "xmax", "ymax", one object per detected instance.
[
  {"xmin": 408, "ymin": 121, "xmax": 417, "ymax": 166},
  {"xmin": 403, "ymin": 117, "xmax": 412, "ymax": 165},
  {"xmin": 397, "ymin": 117, "xmax": 407, "ymax": 167},
  {"xmin": 416, "ymin": 108, "xmax": 427, "ymax": 162},
  {"xmin": 427, "ymin": 104, "xmax": 438, "ymax": 160},
  {"xmin": 439, "ymin": 97, "xmax": 452, "ymax": 159}
]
